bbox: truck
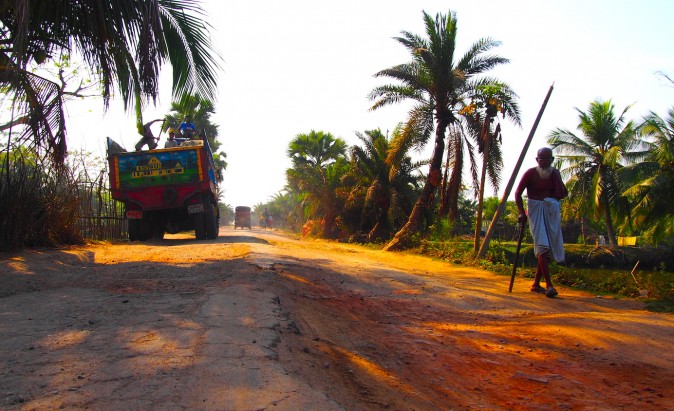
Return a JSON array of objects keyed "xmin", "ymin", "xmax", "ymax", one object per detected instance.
[
  {"xmin": 234, "ymin": 206, "xmax": 252, "ymax": 229},
  {"xmin": 107, "ymin": 137, "xmax": 219, "ymax": 241}
]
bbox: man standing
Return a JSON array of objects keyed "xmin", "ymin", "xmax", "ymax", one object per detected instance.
[
  {"xmin": 515, "ymin": 147, "xmax": 568, "ymax": 297},
  {"xmin": 134, "ymin": 118, "xmax": 163, "ymax": 151},
  {"xmin": 164, "ymin": 128, "xmax": 179, "ymax": 148},
  {"xmin": 179, "ymin": 116, "xmax": 197, "ymax": 139}
]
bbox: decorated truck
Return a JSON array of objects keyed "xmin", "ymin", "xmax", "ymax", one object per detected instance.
[{"xmin": 107, "ymin": 138, "xmax": 219, "ymax": 241}]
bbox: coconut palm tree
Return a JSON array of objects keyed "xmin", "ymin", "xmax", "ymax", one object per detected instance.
[
  {"xmin": 548, "ymin": 100, "xmax": 639, "ymax": 248},
  {"xmin": 0, "ymin": 0, "xmax": 220, "ymax": 164},
  {"xmin": 286, "ymin": 131, "xmax": 348, "ymax": 239},
  {"xmin": 346, "ymin": 128, "xmax": 422, "ymax": 241},
  {"xmin": 559, "ymin": 175, "xmax": 595, "ymax": 243},
  {"xmin": 369, "ymin": 9, "xmax": 511, "ymax": 251},
  {"xmin": 620, "ymin": 108, "xmax": 674, "ymax": 244}
]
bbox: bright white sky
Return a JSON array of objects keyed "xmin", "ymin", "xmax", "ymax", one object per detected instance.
[{"xmin": 65, "ymin": 0, "xmax": 674, "ymax": 209}]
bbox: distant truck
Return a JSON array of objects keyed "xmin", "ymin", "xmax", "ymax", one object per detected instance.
[
  {"xmin": 107, "ymin": 138, "xmax": 219, "ymax": 241},
  {"xmin": 234, "ymin": 206, "xmax": 251, "ymax": 229}
]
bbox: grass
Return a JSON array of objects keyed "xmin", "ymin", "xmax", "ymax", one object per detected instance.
[{"xmin": 416, "ymin": 238, "xmax": 674, "ymax": 312}]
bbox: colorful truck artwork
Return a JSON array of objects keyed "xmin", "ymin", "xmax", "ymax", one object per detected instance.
[{"xmin": 107, "ymin": 138, "xmax": 219, "ymax": 241}]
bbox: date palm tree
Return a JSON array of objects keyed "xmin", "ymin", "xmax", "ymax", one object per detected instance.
[
  {"xmin": 620, "ymin": 108, "xmax": 674, "ymax": 244},
  {"xmin": 439, "ymin": 122, "xmax": 479, "ymax": 230},
  {"xmin": 0, "ymin": 0, "xmax": 220, "ymax": 164},
  {"xmin": 286, "ymin": 131, "xmax": 348, "ymax": 239},
  {"xmin": 369, "ymin": 9, "xmax": 511, "ymax": 250},
  {"xmin": 548, "ymin": 100, "xmax": 638, "ymax": 248},
  {"xmin": 464, "ymin": 83, "xmax": 521, "ymax": 251},
  {"xmin": 265, "ymin": 190, "xmax": 306, "ymax": 232}
]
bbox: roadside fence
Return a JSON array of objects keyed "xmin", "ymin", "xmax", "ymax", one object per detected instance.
[{"xmin": 77, "ymin": 179, "xmax": 128, "ymax": 242}]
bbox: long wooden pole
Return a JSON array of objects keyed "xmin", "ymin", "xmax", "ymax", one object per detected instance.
[
  {"xmin": 476, "ymin": 84, "xmax": 554, "ymax": 259},
  {"xmin": 509, "ymin": 221, "xmax": 527, "ymax": 292}
]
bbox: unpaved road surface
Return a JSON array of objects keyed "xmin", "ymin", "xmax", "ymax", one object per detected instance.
[{"xmin": 1, "ymin": 227, "xmax": 673, "ymax": 410}]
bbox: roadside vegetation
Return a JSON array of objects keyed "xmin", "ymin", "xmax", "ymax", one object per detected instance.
[{"xmin": 417, "ymin": 236, "xmax": 674, "ymax": 312}]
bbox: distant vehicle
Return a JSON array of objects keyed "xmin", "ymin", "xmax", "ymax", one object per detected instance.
[
  {"xmin": 259, "ymin": 212, "xmax": 272, "ymax": 230},
  {"xmin": 107, "ymin": 137, "xmax": 219, "ymax": 241},
  {"xmin": 234, "ymin": 206, "xmax": 252, "ymax": 230}
]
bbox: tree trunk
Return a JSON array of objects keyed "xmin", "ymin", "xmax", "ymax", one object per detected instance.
[
  {"xmin": 474, "ymin": 118, "xmax": 491, "ymax": 252},
  {"xmin": 322, "ymin": 207, "xmax": 337, "ymax": 239},
  {"xmin": 97, "ymin": 173, "xmax": 104, "ymax": 240},
  {"xmin": 598, "ymin": 168, "xmax": 618, "ymax": 248},
  {"xmin": 601, "ymin": 194, "xmax": 618, "ymax": 248},
  {"xmin": 446, "ymin": 137, "xmax": 463, "ymax": 226},
  {"xmin": 580, "ymin": 216, "xmax": 588, "ymax": 244},
  {"xmin": 383, "ymin": 122, "xmax": 448, "ymax": 251},
  {"xmin": 369, "ymin": 197, "xmax": 391, "ymax": 241},
  {"xmin": 322, "ymin": 188, "xmax": 339, "ymax": 239},
  {"xmin": 439, "ymin": 140, "xmax": 452, "ymax": 217}
]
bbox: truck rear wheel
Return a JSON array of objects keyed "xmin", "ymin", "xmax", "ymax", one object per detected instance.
[
  {"xmin": 204, "ymin": 203, "xmax": 218, "ymax": 239},
  {"xmin": 128, "ymin": 220, "xmax": 139, "ymax": 241},
  {"xmin": 194, "ymin": 212, "xmax": 206, "ymax": 240},
  {"xmin": 153, "ymin": 225, "xmax": 165, "ymax": 240},
  {"xmin": 138, "ymin": 219, "xmax": 152, "ymax": 241},
  {"xmin": 129, "ymin": 219, "xmax": 152, "ymax": 241}
]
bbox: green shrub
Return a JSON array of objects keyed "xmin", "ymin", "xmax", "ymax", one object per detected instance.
[{"xmin": 418, "ymin": 237, "xmax": 674, "ymax": 309}]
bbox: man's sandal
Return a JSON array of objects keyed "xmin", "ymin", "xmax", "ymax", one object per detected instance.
[{"xmin": 545, "ymin": 287, "xmax": 558, "ymax": 298}]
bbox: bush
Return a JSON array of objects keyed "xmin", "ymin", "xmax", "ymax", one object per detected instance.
[
  {"xmin": 418, "ymin": 237, "xmax": 674, "ymax": 309},
  {"xmin": 0, "ymin": 156, "xmax": 83, "ymax": 250}
]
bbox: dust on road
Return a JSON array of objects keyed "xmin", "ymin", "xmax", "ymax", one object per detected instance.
[{"xmin": 1, "ymin": 227, "xmax": 673, "ymax": 410}]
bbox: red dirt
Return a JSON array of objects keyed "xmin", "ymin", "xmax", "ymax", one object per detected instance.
[{"xmin": 1, "ymin": 228, "xmax": 673, "ymax": 410}]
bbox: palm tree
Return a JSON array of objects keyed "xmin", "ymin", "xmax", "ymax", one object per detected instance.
[
  {"xmin": 442, "ymin": 83, "xmax": 521, "ymax": 236},
  {"xmin": 346, "ymin": 128, "xmax": 422, "ymax": 241},
  {"xmin": 166, "ymin": 96, "xmax": 221, "ymax": 149},
  {"xmin": 286, "ymin": 131, "xmax": 348, "ymax": 239},
  {"xmin": 164, "ymin": 95, "xmax": 227, "ymax": 182},
  {"xmin": 369, "ymin": 9, "xmax": 511, "ymax": 251},
  {"xmin": 0, "ymin": 0, "xmax": 220, "ymax": 164},
  {"xmin": 264, "ymin": 190, "xmax": 306, "ymax": 231},
  {"xmin": 559, "ymin": 175, "xmax": 594, "ymax": 243},
  {"xmin": 465, "ymin": 83, "xmax": 521, "ymax": 251},
  {"xmin": 439, "ymin": 122, "xmax": 479, "ymax": 226},
  {"xmin": 0, "ymin": 54, "xmax": 99, "ymax": 133},
  {"xmin": 548, "ymin": 100, "xmax": 639, "ymax": 248},
  {"xmin": 620, "ymin": 108, "xmax": 674, "ymax": 244}
]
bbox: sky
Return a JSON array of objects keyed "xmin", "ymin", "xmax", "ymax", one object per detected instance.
[{"xmin": 65, "ymin": 0, "xmax": 674, "ymax": 209}]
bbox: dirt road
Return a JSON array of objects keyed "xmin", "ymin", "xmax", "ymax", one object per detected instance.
[{"xmin": 1, "ymin": 227, "xmax": 673, "ymax": 410}]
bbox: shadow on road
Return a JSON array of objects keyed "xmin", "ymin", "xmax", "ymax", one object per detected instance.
[{"xmin": 218, "ymin": 235, "xmax": 270, "ymax": 245}]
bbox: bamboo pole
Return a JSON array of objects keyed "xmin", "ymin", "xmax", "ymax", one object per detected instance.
[{"xmin": 476, "ymin": 84, "xmax": 554, "ymax": 259}]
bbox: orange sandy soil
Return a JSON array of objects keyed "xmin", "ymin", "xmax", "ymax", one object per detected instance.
[{"xmin": 1, "ymin": 227, "xmax": 673, "ymax": 410}]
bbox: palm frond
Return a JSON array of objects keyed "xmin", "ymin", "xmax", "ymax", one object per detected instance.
[
  {"xmin": 368, "ymin": 83, "xmax": 425, "ymax": 111},
  {"xmin": 0, "ymin": 64, "xmax": 66, "ymax": 163},
  {"xmin": 0, "ymin": 0, "xmax": 221, "ymax": 164}
]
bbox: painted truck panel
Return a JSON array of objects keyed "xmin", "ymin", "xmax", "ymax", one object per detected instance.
[
  {"xmin": 114, "ymin": 148, "xmax": 201, "ymax": 189},
  {"xmin": 107, "ymin": 138, "xmax": 219, "ymax": 241}
]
